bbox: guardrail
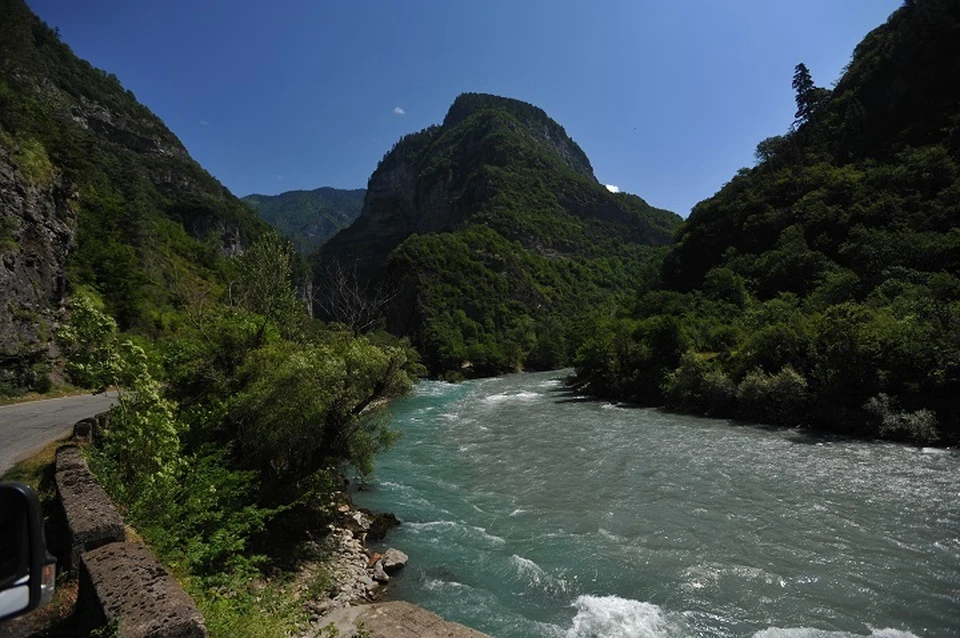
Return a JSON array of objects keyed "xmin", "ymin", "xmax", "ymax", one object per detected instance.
[{"xmin": 54, "ymin": 441, "xmax": 206, "ymax": 638}]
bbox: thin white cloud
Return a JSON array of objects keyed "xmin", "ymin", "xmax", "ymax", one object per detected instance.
[
  {"xmin": 277, "ymin": 174, "xmax": 284, "ymax": 181},
  {"xmin": 394, "ymin": 106, "xmax": 406, "ymax": 115},
  {"xmin": 199, "ymin": 119, "xmax": 209, "ymax": 126},
  {"xmin": 605, "ymin": 184, "xmax": 620, "ymax": 193}
]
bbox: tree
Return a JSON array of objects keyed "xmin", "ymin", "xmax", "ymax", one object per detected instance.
[
  {"xmin": 314, "ymin": 260, "xmax": 397, "ymax": 333},
  {"xmin": 228, "ymin": 335, "xmax": 416, "ymax": 480},
  {"xmin": 230, "ymin": 232, "xmax": 305, "ymax": 339},
  {"xmin": 792, "ymin": 63, "xmax": 828, "ymax": 126}
]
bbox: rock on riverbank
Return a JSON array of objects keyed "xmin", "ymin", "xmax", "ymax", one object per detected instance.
[
  {"xmin": 303, "ymin": 507, "xmax": 407, "ymax": 619},
  {"xmin": 315, "ymin": 601, "xmax": 491, "ymax": 638},
  {"xmin": 300, "ymin": 499, "xmax": 487, "ymax": 638}
]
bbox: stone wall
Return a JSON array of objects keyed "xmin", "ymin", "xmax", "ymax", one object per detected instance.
[
  {"xmin": 54, "ymin": 445, "xmax": 125, "ymax": 571},
  {"xmin": 54, "ymin": 443, "xmax": 206, "ymax": 638}
]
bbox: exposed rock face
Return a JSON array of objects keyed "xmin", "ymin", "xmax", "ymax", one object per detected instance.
[
  {"xmin": 314, "ymin": 92, "xmax": 681, "ymax": 340},
  {"xmin": 78, "ymin": 542, "xmax": 206, "ymax": 638},
  {"xmin": 1, "ymin": 0, "xmax": 270, "ymax": 385},
  {"xmin": 69, "ymin": 95, "xmax": 190, "ymax": 161},
  {"xmin": 0, "ymin": 142, "xmax": 75, "ymax": 389},
  {"xmin": 319, "ymin": 93, "xmax": 615, "ymax": 283}
]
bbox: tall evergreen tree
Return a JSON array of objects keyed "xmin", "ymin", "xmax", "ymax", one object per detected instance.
[{"xmin": 792, "ymin": 63, "xmax": 817, "ymax": 125}]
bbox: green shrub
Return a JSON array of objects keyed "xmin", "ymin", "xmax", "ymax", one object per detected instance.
[
  {"xmin": 663, "ymin": 352, "xmax": 735, "ymax": 416},
  {"xmin": 736, "ymin": 366, "xmax": 812, "ymax": 426},
  {"xmin": 864, "ymin": 393, "xmax": 940, "ymax": 445}
]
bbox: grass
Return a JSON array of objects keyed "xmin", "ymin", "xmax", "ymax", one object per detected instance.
[
  {"xmin": 0, "ymin": 386, "xmax": 87, "ymax": 407},
  {"xmin": 0, "ymin": 436, "xmax": 64, "ymax": 488}
]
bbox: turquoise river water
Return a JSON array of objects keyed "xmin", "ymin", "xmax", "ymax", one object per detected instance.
[{"xmin": 353, "ymin": 371, "xmax": 959, "ymax": 637}]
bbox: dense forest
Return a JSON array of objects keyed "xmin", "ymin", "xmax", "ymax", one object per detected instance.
[
  {"xmin": 574, "ymin": 0, "xmax": 960, "ymax": 444},
  {"xmin": 317, "ymin": 93, "xmax": 681, "ymax": 378},
  {"xmin": 241, "ymin": 187, "xmax": 365, "ymax": 255}
]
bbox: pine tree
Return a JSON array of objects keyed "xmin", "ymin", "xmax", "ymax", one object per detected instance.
[{"xmin": 792, "ymin": 63, "xmax": 817, "ymax": 125}]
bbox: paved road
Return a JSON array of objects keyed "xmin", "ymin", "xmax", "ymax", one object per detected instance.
[{"xmin": 0, "ymin": 393, "xmax": 117, "ymax": 476}]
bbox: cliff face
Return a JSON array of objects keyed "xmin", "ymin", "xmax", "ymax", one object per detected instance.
[
  {"xmin": 0, "ymin": 139, "xmax": 74, "ymax": 389},
  {"xmin": 316, "ymin": 93, "xmax": 682, "ymax": 375}
]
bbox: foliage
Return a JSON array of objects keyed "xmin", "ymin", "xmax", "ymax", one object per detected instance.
[
  {"xmin": 735, "ymin": 366, "xmax": 811, "ymax": 427},
  {"xmin": 229, "ymin": 231, "xmax": 306, "ymax": 340},
  {"xmin": 663, "ymin": 352, "xmax": 736, "ymax": 416},
  {"xmin": 55, "ymin": 289, "xmax": 118, "ymax": 389},
  {"xmin": 59, "ymin": 236, "xmax": 420, "ymax": 634},
  {"xmin": 229, "ymin": 334, "xmax": 414, "ymax": 481},
  {"xmin": 864, "ymin": 393, "xmax": 940, "ymax": 445},
  {"xmin": 575, "ymin": 0, "xmax": 960, "ymax": 441}
]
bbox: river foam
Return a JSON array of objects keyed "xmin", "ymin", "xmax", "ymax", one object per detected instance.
[{"xmin": 564, "ymin": 595, "xmax": 683, "ymax": 638}]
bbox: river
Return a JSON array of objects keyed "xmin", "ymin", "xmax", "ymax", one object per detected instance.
[{"xmin": 353, "ymin": 371, "xmax": 959, "ymax": 637}]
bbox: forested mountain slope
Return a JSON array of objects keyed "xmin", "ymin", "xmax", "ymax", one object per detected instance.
[
  {"xmin": 575, "ymin": 0, "xmax": 960, "ymax": 443},
  {"xmin": 317, "ymin": 93, "xmax": 681, "ymax": 377},
  {"xmin": 241, "ymin": 187, "xmax": 364, "ymax": 255},
  {"xmin": 0, "ymin": 0, "xmax": 268, "ymax": 391}
]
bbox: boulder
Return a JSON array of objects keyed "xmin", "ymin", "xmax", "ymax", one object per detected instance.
[
  {"xmin": 316, "ymin": 601, "xmax": 490, "ymax": 638},
  {"xmin": 371, "ymin": 560, "xmax": 390, "ymax": 583},
  {"xmin": 381, "ymin": 548, "xmax": 408, "ymax": 573},
  {"xmin": 363, "ymin": 509, "xmax": 400, "ymax": 542}
]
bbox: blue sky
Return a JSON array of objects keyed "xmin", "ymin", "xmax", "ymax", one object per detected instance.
[{"xmin": 28, "ymin": 0, "xmax": 901, "ymax": 217}]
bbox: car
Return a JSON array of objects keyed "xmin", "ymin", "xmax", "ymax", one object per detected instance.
[{"xmin": 0, "ymin": 482, "xmax": 56, "ymax": 622}]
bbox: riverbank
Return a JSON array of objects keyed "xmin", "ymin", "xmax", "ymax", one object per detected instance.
[{"xmin": 303, "ymin": 497, "xmax": 490, "ymax": 638}]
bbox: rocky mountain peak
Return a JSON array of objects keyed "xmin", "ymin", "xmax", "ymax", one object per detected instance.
[{"xmin": 441, "ymin": 92, "xmax": 596, "ymax": 180}]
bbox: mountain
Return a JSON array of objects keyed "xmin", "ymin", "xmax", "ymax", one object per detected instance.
[
  {"xmin": 0, "ymin": 0, "xmax": 268, "ymax": 392},
  {"xmin": 574, "ymin": 0, "xmax": 960, "ymax": 443},
  {"xmin": 241, "ymin": 187, "xmax": 365, "ymax": 255},
  {"xmin": 316, "ymin": 92, "xmax": 681, "ymax": 376}
]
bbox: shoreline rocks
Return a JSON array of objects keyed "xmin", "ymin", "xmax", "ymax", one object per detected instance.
[
  {"xmin": 302, "ymin": 499, "xmax": 408, "ymax": 624},
  {"xmin": 299, "ymin": 494, "xmax": 485, "ymax": 638}
]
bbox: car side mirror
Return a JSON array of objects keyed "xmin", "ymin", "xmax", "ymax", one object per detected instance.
[{"xmin": 0, "ymin": 483, "xmax": 56, "ymax": 621}]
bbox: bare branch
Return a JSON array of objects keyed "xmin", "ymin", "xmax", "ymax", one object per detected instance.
[{"xmin": 314, "ymin": 260, "xmax": 398, "ymax": 332}]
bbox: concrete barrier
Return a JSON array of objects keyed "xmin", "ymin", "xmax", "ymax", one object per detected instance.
[
  {"xmin": 54, "ymin": 445, "xmax": 125, "ymax": 572},
  {"xmin": 79, "ymin": 542, "xmax": 206, "ymax": 638}
]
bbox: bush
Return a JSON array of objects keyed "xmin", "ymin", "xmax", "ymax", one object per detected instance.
[
  {"xmin": 864, "ymin": 393, "xmax": 940, "ymax": 445},
  {"xmin": 736, "ymin": 365, "xmax": 812, "ymax": 426},
  {"xmin": 663, "ymin": 352, "xmax": 736, "ymax": 416}
]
